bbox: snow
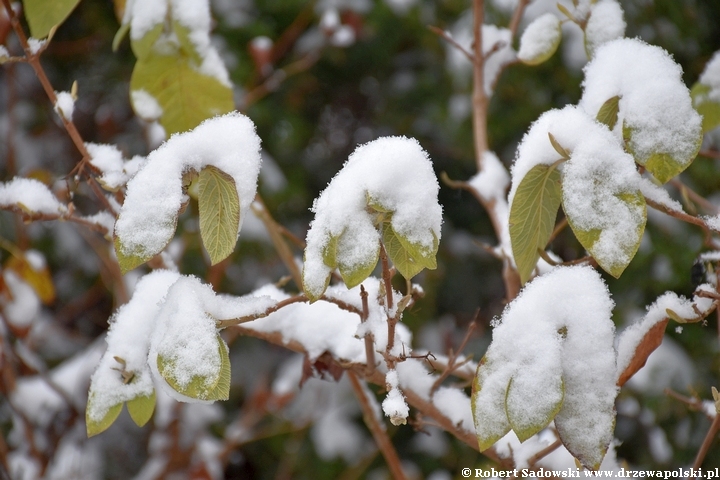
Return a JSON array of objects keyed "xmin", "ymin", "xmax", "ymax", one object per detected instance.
[
  {"xmin": 115, "ymin": 112, "xmax": 262, "ymax": 261},
  {"xmin": 382, "ymin": 370, "xmax": 409, "ymax": 425},
  {"xmin": 584, "ymin": 0, "xmax": 625, "ymax": 58},
  {"xmin": 86, "ymin": 143, "xmax": 144, "ymax": 191},
  {"xmin": 0, "ymin": 177, "xmax": 67, "ymax": 215},
  {"xmin": 0, "ymin": 45, "xmax": 9, "ymax": 59},
  {"xmin": 0, "ymin": 270, "xmax": 40, "ymax": 329},
  {"xmin": 473, "ymin": 266, "xmax": 617, "ymax": 468},
  {"xmin": 303, "ymin": 136, "xmax": 442, "ymax": 299},
  {"xmin": 148, "ymin": 275, "xmax": 274, "ymax": 402},
  {"xmin": 468, "ymin": 151, "xmax": 510, "ymax": 204},
  {"xmin": 699, "ymin": 50, "xmax": 720, "ymax": 102},
  {"xmin": 87, "ymin": 270, "xmax": 180, "ymax": 422},
  {"xmin": 579, "ymin": 38, "xmax": 702, "ymax": 173},
  {"xmin": 27, "ymin": 38, "xmax": 46, "ymax": 54},
  {"xmin": 130, "ymin": 90, "xmax": 163, "ymax": 121},
  {"xmin": 638, "ymin": 177, "xmax": 683, "ymax": 212},
  {"xmin": 127, "ymin": 0, "xmax": 168, "ymax": 41},
  {"xmin": 54, "ymin": 91, "xmax": 75, "ymax": 121},
  {"xmin": 517, "ymin": 13, "xmax": 561, "ymax": 64}
]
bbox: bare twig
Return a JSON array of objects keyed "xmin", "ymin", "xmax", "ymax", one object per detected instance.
[
  {"xmin": 251, "ymin": 198, "xmax": 303, "ymax": 289},
  {"xmin": 427, "ymin": 25, "xmax": 474, "ymax": 62},
  {"xmin": 527, "ymin": 438, "xmax": 562, "ymax": 467},
  {"xmin": 430, "ymin": 321, "xmax": 476, "ymax": 395},
  {"xmin": 670, "ymin": 178, "xmax": 719, "ymax": 215},
  {"xmin": 472, "ymin": 0, "xmax": 488, "ymax": 167},
  {"xmin": 693, "ymin": 414, "xmax": 720, "ymax": 469},
  {"xmin": 348, "ymin": 371, "xmax": 408, "ymax": 480},
  {"xmin": 360, "ymin": 285, "xmax": 376, "ymax": 374},
  {"xmin": 508, "ymin": 0, "xmax": 531, "ymax": 40}
]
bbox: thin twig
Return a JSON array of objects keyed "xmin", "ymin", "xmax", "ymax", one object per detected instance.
[
  {"xmin": 430, "ymin": 321, "xmax": 476, "ymax": 395},
  {"xmin": 472, "ymin": 0, "xmax": 488, "ymax": 168},
  {"xmin": 508, "ymin": 0, "xmax": 531, "ymax": 40},
  {"xmin": 699, "ymin": 149, "xmax": 720, "ymax": 160},
  {"xmin": 347, "ymin": 371, "xmax": 408, "ymax": 480},
  {"xmin": 670, "ymin": 178, "xmax": 719, "ymax": 215},
  {"xmin": 527, "ymin": 438, "xmax": 562, "ymax": 467},
  {"xmin": 360, "ymin": 285, "xmax": 376, "ymax": 374},
  {"xmin": 693, "ymin": 414, "xmax": 720, "ymax": 469},
  {"xmin": 427, "ymin": 25, "xmax": 474, "ymax": 62}
]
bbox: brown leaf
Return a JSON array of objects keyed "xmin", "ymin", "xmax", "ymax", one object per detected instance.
[
  {"xmin": 299, "ymin": 352, "xmax": 344, "ymax": 388},
  {"xmin": 617, "ymin": 318, "xmax": 668, "ymax": 387}
]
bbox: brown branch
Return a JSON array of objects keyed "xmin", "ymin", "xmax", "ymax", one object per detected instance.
[
  {"xmin": 527, "ymin": 438, "xmax": 562, "ymax": 467},
  {"xmin": 347, "ymin": 371, "xmax": 408, "ymax": 480},
  {"xmin": 699, "ymin": 149, "xmax": 720, "ymax": 160},
  {"xmin": 670, "ymin": 178, "xmax": 719, "ymax": 215},
  {"xmin": 693, "ymin": 413, "xmax": 720, "ymax": 469},
  {"xmin": 427, "ymin": 25, "xmax": 474, "ymax": 63},
  {"xmin": 508, "ymin": 0, "xmax": 531, "ymax": 40},
  {"xmin": 644, "ymin": 196, "xmax": 712, "ymax": 233},
  {"xmin": 242, "ymin": 52, "xmax": 320, "ymax": 109},
  {"xmin": 431, "ymin": 321, "xmax": 476, "ymax": 395},
  {"xmin": 472, "ymin": 0, "xmax": 488, "ymax": 168},
  {"xmin": 360, "ymin": 285, "xmax": 376, "ymax": 375}
]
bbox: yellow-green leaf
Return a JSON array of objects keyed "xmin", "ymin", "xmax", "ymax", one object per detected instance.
[
  {"xmin": 381, "ymin": 222, "xmax": 424, "ymax": 280},
  {"xmin": 565, "ymin": 191, "xmax": 646, "ymax": 278},
  {"xmin": 114, "ymin": 236, "xmax": 153, "ymax": 274},
  {"xmin": 321, "ymin": 232, "xmax": 341, "ymax": 268},
  {"xmin": 509, "ymin": 163, "xmax": 563, "ymax": 284},
  {"xmin": 472, "ymin": 356, "xmax": 511, "ymax": 451},
  {"xmin": 596, "ymin": 95, "xmax": 621, "ymax": 130},
  {"xmin": 623, "ymin": 123, "xmax": 701, "ymax": 184},
  {"xmin": 130, "ymin": 51, "xmax": 234, "ymax": 135},
  {"xmin": 173, "ymin": 21, "xmax": 202, "ymax": 64},
  {"xmin": 126, "ymin": 391, "xmax": 156, "ymax": 427},
  {"xmin": 518, "ymin": 13, "xmax": 562, "ymax": 66},
  {"xmin": 157, "ymin": 334, "xmax": 230, "ymax": 401},
  {"xmin": 338, "ymin": 235, "xmax": 379, "ymax": 289},
  {"xmin": 23, "ymin": 0, "xmax": 80, "ymax": 38},
  {"xmin": 86, "ymin": 399, "xmax": 123, "ymax": 437},
  {"xmin": 112, "ymin": 22, "xmax": 130, "ymax": 52},
  {"xmin": 198, "ymin": 166, "xmax": 240, "ymax": 265},
  {"xmin": 691, "ymin": 82, "xmax": 720, "ymax": 134},
  {"xmin": 130, "ymin": 23, "xmax": 163, "ymax": 60},
  {"xmin": 505, "ymin": 376, "xmax": 564, "ymax": 442},
  {"xmin": 548, "ymin": 132, "xmax": 570, "ymax": 159}
]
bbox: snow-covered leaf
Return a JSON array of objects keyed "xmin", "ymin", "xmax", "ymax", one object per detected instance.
[
  {"xmin": 584, "ymin": 0, "xmax": 626, "ymax": 59},
  {"xmin": 130, "ymin": 51, "xmax": 234, "ymax": 135},
  {"xmin": 509, "ymin": 163, "xmax": 562, "ymax": 284},
  {"xmin": 579, "ymin": 39, "xmax": 702, "ymax": 184},
  {"xmin": 114, "ymin": 230, "xmax": 165, "ymax": 273},
  {"xmin": 173, "ymin": 21, "xmax": 202, "ymax": 64},
  {"xmin": 517, "ymin": 13, "xmax": 561, "ymax": 66},
  {"xmin": 23, "ymin": 0, "xmax": 80, "ymax": 38},
  {"xmin": 564, "ymin": 189, "xmax": 645, "ymax": 278},
  {"xmin": 126, "ymin": 391, "xmax": 156, "ymax": 427},
  {"xmin": 86, "ymin": 398, "xmax": 122, "ymax": 438},
  {"xmin": 130, "ymin": 23, "xmax": 162, "ymax": 60},
  {"xmin": 157, "ymin": 334, "xmax": 230, "ymax": 401},
  {"xmin": 472, "ymin": 266, "xmax": 617, "ymax": 469},
  {"xmin": 596, "ymin": 95, "xmax": 620, "ymax": 130},
  {"xmin": 691, "ymin": 82, "xmax": 720, "ymax": 134},
  {"xmin": 198, "ymin": 166, "xmax": 240, "ymax": 265},
  {"xmin": 616, "ymin": 318, "xmax": 667, "ymax": 387}
]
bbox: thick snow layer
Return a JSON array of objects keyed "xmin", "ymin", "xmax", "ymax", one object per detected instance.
[
  {"xmin": 473, "ymin": 266, "xmax": 617, "ymax": 468},
  {"xmin": 86, "ymin": 143, "xmax": 144, "ymax": 191},
  {"xmin": 382, "ymin": 370, "xmax": 409, "ymax": 425},
  {"xmin": 115, "ymin": 112, "xmax": 262, "ymax": 260},
  {"xmin": 303, "ymin": 136, "xmax": 442, "ymax": 299},
  {"xmin": 584, "ymin": 0, "xmax": 625, "ymax": 58},
  {"xmin": 699, "ymin": 51, "xmax": 720, "ymax": 102},
  {"xmin": 0, "ymin": 177, "xmax": 67, "ymax": 215},
  {"xmin": 579, "ymin": 38, "xmax": 701, "ymax": 170},
  {"xmin": 87, "ymin": 270, "xmax": 180, "ymax": 422}
]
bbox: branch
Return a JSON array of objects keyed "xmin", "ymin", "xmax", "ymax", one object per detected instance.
[
  {"xmin": 430, "ymin": 321, "xmax": 476, "ymax": 395},
  {"xmin": 693, "ymin": 414, "xmax": 720, "ymax": 469},
  {"xmin": 472, "ymin": 0, "xmax": 488, "ymax": 167},
  {"xmin": 360, "ymin": 285, "xmax": 376, "ymax": 375},
  {"xmin": 508, "ymin": 0, "xmax": 531, "ymax": 40},
  {"xmin": 347, "ymin": 371, "xmax": 408, "ymax": 480},
  {"xmin": 427, "ymin": 25, "xmax": 474, "ymax": 63}
]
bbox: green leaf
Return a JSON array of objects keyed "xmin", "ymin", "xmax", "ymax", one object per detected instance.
[
  {"xmin": 565, "ymin": 191, "xmax": 646, "ymax": 278},
  {"xmin": 556, "ymin": 2, "xmax": 576, "ymax": 22},
  {"xmin": 338, "ymin": 234, "xmax": 379, "ymax": 289},
  {"xmin": 198, "ymin": 166, "xmax": 240, "ymax": 265},
  {"xmin": 86, "ymin": 399, "xmax": 123, "ymax": 437},
  {"xmin": 114, "ymin": 236, "xmax": 153, "ymax": 274},
  {"xmin": 509, "ymin": 163, "xmax": 563, "ymax": 284},
  {"xmin": 623, "ymin": 123, "xmax": 701, "ymax": 184},
  {"xmin": 472, "ymin": 356, "xmax": 511, "ymax": 451},
  {"xmin": 112, "ymin": 22, "xmax": 131, "ymax": 52},
  {"xmin": 126, "ymin": 391, "xmax": 156, "ymax": 427},
  {"xmin": 548, "ymin": 132, "xmax": 570, "ymax": 159},
  {"xmin": 596, "ymin": 95, "xmax": 621, "ymax": 130},
  {"xmin": 505, "ymin": 376, "xmax": 564, "ymax": 442},
  {"xmin": 321, "ymin": 232, "xmax": 340, "ymax": 268},
  {"xmin": 130, "ymin": 23, "xmax": 163, "ymax": 60},
  {"xmin": 157, "ymin": 334, "xmax": 230, "ymax": 401},
  {"xmin": 23, "ymin": 0, "xmax": 80, "ymax": 38},
  {"xmin": 518, "ymin": 14, "xmax": 561, "ymax": 66},
  {"xmin": 173, "ymin": 21, "xmax": 202, "ymax": 64},
  {"xmin": 381, "ymin": 222, "xmax": 438, "ymax": 281},
  {"xmin": 130, "ymin": 51, "xmax": 234, "ymax": 135},
  {"xmin": 691, "ymin": 82, "xmax": 720, "ymax": 134}
]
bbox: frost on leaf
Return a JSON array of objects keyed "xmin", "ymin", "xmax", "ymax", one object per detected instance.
[
  {"xmin": 86, "ymin": 270, "xmax": 181, "ymax": 436},
  {"xmin": 303, "ymin": 136, "xmax": 442, "ymax": 302},
  {"xmin": 579, "ymin": 38, "xmax": 702, "ymax": 183},
  {"xmin": 509, "ymin": 106, "xmax": 645, "ymax": 280},
  {"xmin": 517, "ymin": 13, "xmax": 561, "ymax": 66},
  {"xmin": 114, "ymin": 112, "xmax": 261, "ymax": 273},
  {"xmin": 691, "ymin": 50, "xmax": 720, "ymax": 133},
  {"xmin": 472, "ymin": 266, "xmax": 617, "ymax": 469}
]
